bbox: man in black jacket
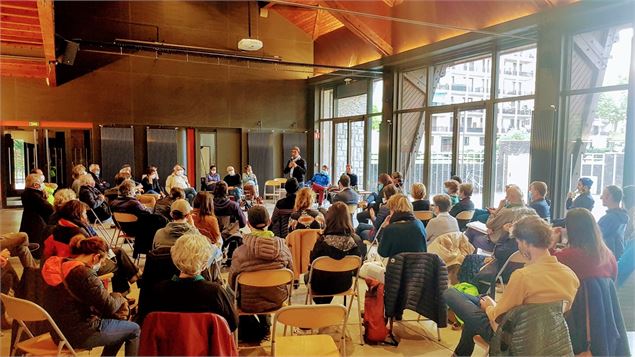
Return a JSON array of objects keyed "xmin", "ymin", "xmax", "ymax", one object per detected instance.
[
  {"xmin": 283, "ymin": 146, "xmax": 306, "ymax": 186},
  {"xmin": 19, "ymin": 173, "xmax": 54, "ymax": 258}
]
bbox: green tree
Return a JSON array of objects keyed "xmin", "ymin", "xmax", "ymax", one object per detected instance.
[{"xmin": 596, "ymin": 92, "xmax": 627, "ymax": 131}]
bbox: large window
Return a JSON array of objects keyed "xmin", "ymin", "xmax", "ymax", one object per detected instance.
[
  {"xmin": 395, "ymin": 44, "xmax": 537, "ymax": 207},
  {"xmin": 458, "ymin": 108, "xmax": 486, "ymax": 207},
  {"xmin": 317, "ymin": 79, "xmax": 382, "ymax": 189},
  {"xmin": 432, "ymin": 57, "xmax": 491, "ymax": 106},
  {"xmin": 563, "ymin": 25, "xmax": 632, "ymax": 218},
  {"xmin": 429, "ymin": 112, "xmax": 454, "ymax": 196},
  {"xmin": 494, "ymin": 100, "xmax": 534, "ymax": 204},
  {"xmin": 397, "ymin": 112, "xmax": 426, "ymax": 187}
]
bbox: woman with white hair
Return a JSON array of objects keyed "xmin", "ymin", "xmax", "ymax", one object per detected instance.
[
  {"xmin": 140, "ymin": 233, "xmax": 238, "ymax": 331},
  {"xmin": 78, "ymin": 174, "xmax": 111, "ymax": 223}
]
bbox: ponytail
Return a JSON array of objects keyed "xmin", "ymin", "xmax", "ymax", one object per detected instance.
[{"xmin": 69, "ymin": 235, "xmax": 107, "ymax": 256}]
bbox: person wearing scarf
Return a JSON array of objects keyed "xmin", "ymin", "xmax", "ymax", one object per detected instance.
[{"xmin": 378, "ymin": 194, "xmax": 427, "ymax": 258}]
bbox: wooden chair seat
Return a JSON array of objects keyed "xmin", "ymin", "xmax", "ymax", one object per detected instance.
[
  {"xmin": 15, "ymin": 333, "xmax": 85, "ymax": 356},
  {"xmin": 274, "ymin": 335, "xmax": 340, "ymax": 357}
]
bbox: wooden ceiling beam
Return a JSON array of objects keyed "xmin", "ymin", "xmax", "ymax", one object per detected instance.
[
  {"xmin": 381, "ymin": 0, "xmax": 404, "ymax": 7},
  {"xmin": 317, "ymin": 0, "xmax": 393, "ymax": 56},
  {"xmin": 36, "ymin": 0, "xmax": 55, "ymax": 86}
]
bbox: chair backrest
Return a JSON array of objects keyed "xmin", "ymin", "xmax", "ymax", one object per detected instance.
[
  {"xmin": 311, "ymin": 255, "xmax": 362, "ymax": 273},
  {"xmin": 456, "ymin": 210, "xmax": 475, "ymax": 220},
  {"xmin": 265, "ymin": 180, "xmax": 280, "ymax": 187},
  {"xmin": 414, "ymin": 210, "xmax": 434, "ymax": 221},
  {"xmin": 236, "ymin": 268, "xmax": 294, "ymax": 289},
  {"xmin": 507, "ymin": 250, "xmax": 529, "ymax": 264},
  {"xmin": 113, "ymin": 212, "xmax": 138, "ymax": 223},
  {"xmin": 1, "ymin": 293, "xmax": 77, "ymax": 356},
  {"xmin": 1, "ymin": 293, "xmax": 49, "ymax": 322},
  {"xmin": 274, "ymin": 178, "xmax": 287, "ymax": 185},
  {"xmin": 274, "ymin": 304, "xmax": 347, "ymax": 330}
]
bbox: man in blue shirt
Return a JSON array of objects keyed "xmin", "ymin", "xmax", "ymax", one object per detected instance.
[
  {"xmin": 566, "ymin": 177, "xmax": 595, "ymax": 211},
  {"xmin": 307, "ymin": 165, "xmax": 331, "ymax": 206},
  {"xmin": 528, "ymin": 181, "xmax": 551, "ymax": 221},
  {"xmin": 598, "ymin": 185, "xmax": 629, "ymax": 260}
]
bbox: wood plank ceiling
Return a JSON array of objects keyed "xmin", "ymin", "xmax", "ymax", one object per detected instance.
[
  {"xmin": 266, "ymin": 0, "xmax": 577, "ymax": 62},
  {"xmin": 0, "ymin": 0, "xmax": 56, "ymax": 86}
]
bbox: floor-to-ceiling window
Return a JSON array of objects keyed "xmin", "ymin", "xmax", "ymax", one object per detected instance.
[
  {"xmin": 395, "ymin": 45, "xmax": 537, "ymax": 207},
  {"xmin": 317, "ymin": 79, "xmax": 382, "ymax": 190},
  {"xmin": 492, "ymin": 46, "xmax": 537, "ymax": 204},
  {"xmin": 562, "ymin": 24, "xmax": 633, "ymax": 218}
]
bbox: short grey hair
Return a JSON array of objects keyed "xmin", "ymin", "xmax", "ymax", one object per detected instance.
[
  {"xmin": 54, "ymin": 189, "xmax": 77, "ymax": 210},
  {"xmin": 78, "ymin": 174, "xmax": 95, "ymax": 186},
  {"xmin": 118, "ymin": 179, "xmax": 136, "ymax": 197},
  {"xmin": 170, "ymin": 234, "xmax": 213, "ymax": 276},
  {"xmin": 25, "ymin": 173, "xmax": 43, "ymax": 188}
]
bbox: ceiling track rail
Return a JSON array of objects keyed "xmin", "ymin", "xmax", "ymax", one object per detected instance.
[{"xmin": 74, "ymin": 38, "xmax": 384, "ymax": 78}]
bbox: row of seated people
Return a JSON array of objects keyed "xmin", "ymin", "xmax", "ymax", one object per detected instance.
[
  {"xmin": 5, "ymin": 167, "xmax": 634, "ymax": 355},
  {"xmin": 5, "ymin": 200, "xmax": 375, "ymax": 355},
  {"xmin": 72, "ymin": 162, "xmax": 260, "ymax": 205}
]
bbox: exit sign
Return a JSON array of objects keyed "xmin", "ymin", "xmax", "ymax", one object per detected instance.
[{"xmin": 28, "ymin": 121, "xmax": 40, "ymax": 127}]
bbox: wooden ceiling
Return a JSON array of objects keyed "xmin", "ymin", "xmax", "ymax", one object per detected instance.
[
  {"xmin": 265, "ymin": 0, "xmax": 576, "ymax": 63},
  {"xmin": 0, "ymin": 0, "xmax": 56, "ymax": 86}
]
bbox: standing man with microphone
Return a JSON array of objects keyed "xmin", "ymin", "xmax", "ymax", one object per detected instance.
[{"xmin": 284, "ymin": 146, "xmax": 306, "ymax": 186}]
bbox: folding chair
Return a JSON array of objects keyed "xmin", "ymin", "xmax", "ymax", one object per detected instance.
[
  {"xmin": 478, "ymin": 250, "xmax": 528, "ymax": 297},
  {"xmin": 1, "ymin": 293, "xmax": 82, "ymax": 356},
  {"xmin": 111, "ymin": 212, "xmax": 137, "ymax": 253},
  {"xmin": 305, "ymin": 255, "xmax": 363, "ymax": 345},
  {"xmin": 272, "ymin": 305, "xmax": 347, "ymax": 357},
  {"xmin": 233, "ymin": 268, "xmax": 294, "ymax": 346},
  {"xmin": 89, "ymin": 208, "xmax": 111, "ymax": 240},
  {"xmin": 274, "ymin": 178, "xmax": 287, "ymax": 198},
  {"xmin": 264, "ymin": 180, "xmax": 281, "ymax": 203},
  {"xmin": 456, "ymin": 210, "xmax": 475, "ymax": 231},
  {"xmin": 413, "ymin": 210, "xmax": 434, "ymax": 225}
]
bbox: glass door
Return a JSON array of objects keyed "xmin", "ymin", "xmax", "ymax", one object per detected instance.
[
  {"xmin": 457, "ymin": 108, "xmax": 487, "ymax": 207},
  {"xmin": 331, "ymin": 119, "xmax": 366, "ymax": 187},
  {"xmin": 333, "ymin": 122, "xmax": 349, "ymax": 183},
  {"xmin": 428, "ymin": 111, "xmax": 454, "ymax": 196}
]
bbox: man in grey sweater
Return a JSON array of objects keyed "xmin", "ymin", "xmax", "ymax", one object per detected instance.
[
  {"xmin": 426, "ymin": 194, "xmax": 460, "ymax": 242},
  {"xmin": 152, "ymin": 199, "xmax": 199, "ymax": 249}
]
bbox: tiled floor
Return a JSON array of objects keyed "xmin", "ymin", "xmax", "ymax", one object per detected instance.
[{"xmin": 0, "ymin": 206, "xmax": 464, "ymax": 356}]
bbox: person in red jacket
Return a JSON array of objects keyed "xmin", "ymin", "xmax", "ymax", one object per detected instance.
[
  {"xmin": 44, "ymin": 200, "xmax": 139, "ymax": 293},
  {"xmin": 42, "ymin": 236, "xmax": 140, "ymax": 356}
]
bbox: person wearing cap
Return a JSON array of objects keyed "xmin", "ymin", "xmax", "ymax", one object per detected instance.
[
  {"xmin": 566, "ymin": 177, "xmax": 595, "ymax": 211},
  {"xmin": 283, "ymin": 146, "xmax": 306, "ymax": 185},
  {"xmin": 152, "ymin": 199, "xmax": 199, "ymax": 249},
  {"xmin": 270, "ymin": 178, "xmax": 300, "ymax": 238},
  {"xmin": 229, "ymin": 205, "xmax": 293, "ymax": 337}
]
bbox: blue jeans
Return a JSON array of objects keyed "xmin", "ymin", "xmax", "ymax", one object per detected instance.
[
  {"xmin": 79, "ymin": 319, "xmax": 140, "ymax": 356},
  {"xmin": 444, "ymin": 288, "xmax": 494, "ymax": 356}
]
